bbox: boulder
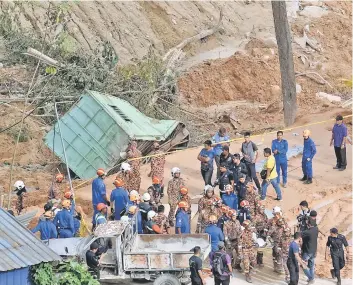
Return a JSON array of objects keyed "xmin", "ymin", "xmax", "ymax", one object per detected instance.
[
  {"xmin": 299, "ymin": 6, "xmax": 329, "ymax": 18},
  {"xmin": 316, "ymin": 92, "xmax": 341, "ymax": 103}
]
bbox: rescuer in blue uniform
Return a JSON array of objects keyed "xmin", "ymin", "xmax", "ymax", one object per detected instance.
[
  {"xmin": 205, "ymin": 214, "xmax": 225, "ymax": 252},
  {"xmin": 64, "ymin": 191, "xmax": 81, "ymax": 236},
  {"xmin": 92, "ymin": 168, "xmax": 110, "ymax": 228},
  {"xmin": 271, "ymin": 130, "xmax": 289, "ymax": 187},
  {"xmin": 301, "ymin": 130, "xmax": 317, "ymax": 184},
  {"xmin": 175, "ymin": 201, "xmax": 190, "ymax": 234},
  {"xmin": 110, "ymin": 178, "xmax": 129, "ymax": 220},
  {"xmin": 53, "ymin": 199, "xmax": 75, "ymax": 238},
  {"xmin": 222, "ymin": 184, "xmax": 238, "ymax": 210},
  {"xmin": 31, "ymin": 210, "xmax": 57, "ymax": 240},
  {"xmin": 127, "ymin": 205, "xmax": 143, "ymax": 234}
]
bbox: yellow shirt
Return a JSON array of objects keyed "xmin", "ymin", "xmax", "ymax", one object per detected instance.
[{"xmin": 263, "ymin": 155, "xmax": 278, "ymax": 180}]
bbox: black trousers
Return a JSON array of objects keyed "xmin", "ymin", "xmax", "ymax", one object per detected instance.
[
  {"xmin": 287, "ymin": 259, "xmax": 299, "ymax": 285},
  {"xmin": 332, "ymin": 250, "xmax": 345, "ymax": 281},
  {"xmin": 214, "ymin": 276, "xmax": 230, "ymax": 285},
  {"xmin": 334, "ymin": 146, "xmax": 347, "ymax": 168},
  {"xmin": 245, "ymin": 161, "xmax": 261, "ymax": 190},
  {"xmin": 201, "ymin": 169, "xmax": 213, "ymax": 185}
]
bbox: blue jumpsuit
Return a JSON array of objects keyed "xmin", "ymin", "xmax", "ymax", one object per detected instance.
[
  {"xmin": 31, "ymin": 218, "xmax": 57, "ymax": 240},
  {"xmin": 302, "ymin": 137, "xmax": 317, "ymax": 179},
  {"xmin": 53, "ymin": 208, "xmax": 75, "ymax": 238},
  {"xmin": 110, "ymin": 187, "xmax": 129, "ymax": 220},
  {"xmin": 92, "ymin": 177, "xmax": 107, "ymax": 224},
  {"xmin": 271, "ymin": 139, "xmax": 288, "ymax": 184},
  {"xmin": 69, "ymin": 200, "xmax": 80, "ymax": 235},
  {"xmin": 175, "ymin": 210, "xmax": 190, "ymax": 234},
  {"xmin": 205, "ymin": 224, "xmax": 224, "ymax": 252},
  {"xmin": 222, "ymin": 193, "xmax": 238, "ymax": 210},
  {"xmin": 128, "ymin": 212, "xmax": 143, "ymax": 234}
]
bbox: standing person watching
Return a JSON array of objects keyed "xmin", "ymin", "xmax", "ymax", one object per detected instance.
[
  {"xmin": 327, "ymin": 228, "xmax": 350, "ymax": 285},
  {"xmin": 212, "ymin": 127, "xmax": 230, "ymax": 178},
  {"xmin": 210, "ymin": 241, "xmax": 233, "ymax": 285},
  {"xmin": 198, "ymin": 140, "xmax": 215, "ymax": 185},
  {"xmin": 241, "ymin": 132, "xmax": 261, "ymax": 190},
  {"xmin": 271, "ymin": 131, "xmax": 288, "ymax": 187},
  {"xmin": 301, "ymin": 130, "xmax": 316, "ymax": 184},
  {"xmin": 189, "ymin": 246, "xmax": 205, "ymax": 285},
  {"xmin": 330, "ymin": 115, "xmax": 348, "ymax": 171},
  {"xmin": 287, "ymin": 232, "xmax": 308, "ymax": 285},
  {"xmin": 301, "ymin": 218, "xmax": 318, "ymax": 284}
]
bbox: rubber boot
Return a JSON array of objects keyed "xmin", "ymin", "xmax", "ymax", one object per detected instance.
[
  {"xmin": 337, "ymin": 275, "xmax": 341, "ymax": 285},
  {"xmin": 300, "ymin": 175, "xmax": 307, "ymax": 181},
  {"xmin": 257, "ymin": 252, "xmax": 264, "ymax": 268},
  {"xmin": 245, "ymin": 273, "xmax": 252, "ymax": 283},
  {"xmin": 304, "ymin": 178, "xmax": 313, "ymax": 184},
  {"xmin": 235, "ymin": 264, "xmax": 243, "ymax": 272},
  {"xmin": 330, "ymin": 269, "xmax": 336, "ymax": 279}
]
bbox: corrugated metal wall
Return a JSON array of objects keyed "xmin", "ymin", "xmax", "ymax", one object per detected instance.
[{"xmin": 0, "ymin": 267, "xmax": 31, "ymax": 285}]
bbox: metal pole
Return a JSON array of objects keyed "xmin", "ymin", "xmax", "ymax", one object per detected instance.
[{"xmin": 54, "ymin": 103, "xmax": 74, "ymax": 196}]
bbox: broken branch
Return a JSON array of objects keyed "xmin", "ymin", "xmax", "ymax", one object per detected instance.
[{"xmin": 295, "ymin": 71, "xmax": 333, "ymax": 88}]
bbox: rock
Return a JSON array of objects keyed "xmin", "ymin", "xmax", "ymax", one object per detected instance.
[
  {"xmin": 262, "ymin": 37, "xmax": 277, "ymax": 48},
  {"xmin": 299, "ymin": 6, "xmax": 329, "ymax": 18},
  {"xmin": 270, "ymin": 85, "xmax": 281, "ymax": 98},
  {"xmin": 296, "ymin": 84, "xmax": 302, "ymax": 94},
  {"xmin": 316, "ymin": 92, "xmax": 341, "ymax": 103}
]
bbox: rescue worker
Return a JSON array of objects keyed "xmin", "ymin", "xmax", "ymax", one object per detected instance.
[
  {"xmin": 147, "ymin": 177, "xmax": 163, "ymax": 210},
  {"xmin": 268, "ymin": 217, "xmax": 287, "ymax": 273},
  {"xmin": 139, "ymin": 193, "xmax": 153, "ymax": 231},
  {"xmin": 214, "ymin": 163, "xmax": 234, "ymax": 197},
  {"xmin": 198, "ymin": 140, "xmax": 215, "ymax": 185},
  {"xmin": 245, "ymin": 183, "xmax": 260, "ymax": 217},
  {"xmin": 51, "ymin": 198, "xmax": 62, "ymax": 216},
  {"xmin": 197, "ymin": 185, "xmax": 217, "ymax": 233},
  {"xmin": 31, "ymin": 210, "xmax": 57, "ymax": 240},
  {"xmin": 92, "ymin": 168, "xmax": 109, "ymax": 229},
  {"xmin": 230, "ymin": 153, "xmax": 248, "ymax": 185},
  {"xmin": 271, "ymin": 131, "xmax": 288, "ymax": 187},
  {"xmin": 94, "ymin": 203, "xmax": 108, "ymax": 227},
  {"xmin": 154, "ymin": 205, "xmax": 170, "ymax": 234},
  {"xmin": 217, "ymin": 205, "xmax": 230, "ymax": 231},
  {"xmin": 175, "ymin": 201, "xmax": 190, "ymax": 234},
  {"xmin": 224, "ymin": 209, "xmax": 242, "ymax": 271},
  {"xmin": 53, "ymin": 199, "xmax": 75, "ymax": 238},
  {"xmin": 48, "ymin": 173, "xmax": 64, "ymax": 200},
  {"xmin": 212, "ymin": 127, "xmax": 230, "ymax": 178},
  {"xmin": 252, "ymin": 201, "xmax": 268, "ymax": 268},
  {"xmin": 116, "ymin": 162, "xmax": 132, "ymax": 191},
  {"xmin": 236, "ymin": 174, "xmax": 247, "ymax": 205},
  {"xmin": 63, "ymin": 191, "xmax": 81, "ymax": 236},
  {"xmin": 167, "ymin": 167, "xmax": 185, "ymax": 226},
  {"xmin": 126, "ymin": 140, "xmax": 142, "ymax": 192},
  {"xmin": 239, "ymin": 220, "xmax": 256, "ymax": 283},
  {"xmin": 222, "ymin": 184, "xmax": 238, "ymax": 210},
  {"xmin": 127, "ymin": 205, "xmax": 143, "ymax": 234},
  {"xmin": 145, "ymin": 211, "xmax": 162, "ymax": 234},
  {"xmin": 178, "ymin": 186, "xmax": 192, "ymax": 216},
  {"xmin": 205, "ymin": 215, "xmax": 225, "ymax": 252},
  {"xmin": 327, "ymin": 228, "xmax": 350, "ymax": 285},
  {"xmin": 148, "ymin": 142, "xmax": 166, "ymax": 192},
  {"xmin": 14, "ymin": 180, "xmax": 27, "ymax": 215},
  {"xmin": 238, "ymin": 200, "xmax": 251, "ymax": 224},
  {"xmin": 301, "ymin": 129, "xmax": 317, "ymax": 184},
  {"xmin": 199, "ymin": 199, "xmax": 223, "ymax": 233},
  {"xmin": 110, "ymin": 178, "xmax": 129, "ymax": 220},
  {"xmin": 279, "ymin": 227, "xmax": 292, "ymax": 283},
  {"xmin": 125, "ymin": 191, "xmax": 140, "ymax": 213}
]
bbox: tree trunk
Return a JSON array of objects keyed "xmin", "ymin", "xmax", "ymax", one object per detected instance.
[{"xmin": 272, "ymin": 0, "xmax": 297, "ymax": 126}]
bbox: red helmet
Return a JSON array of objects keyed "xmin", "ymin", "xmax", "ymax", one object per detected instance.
[
  {"xmin": 152, "ymin": 177, "xmax": 160, "ymax": 184},
  {"xmin": 56, "ymin": 174, "xmax": 64, "ymax": 183},
  {"xmin": 97, "ymin": 203, "xmax": 107, "ymax": 211},
  {"xmin": 97, "ymin": 168, "xmax": 106, "ymax": 177},
  {"xmin": 64, "ymin": 191, "xmax": 73, "ymax": 199},
  {"xmin": 240, "ymin": 200, "xmax": 250, "ymax": 208}
]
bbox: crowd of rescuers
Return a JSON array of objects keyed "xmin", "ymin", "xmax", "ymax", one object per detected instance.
[{"xmin": 26, "ymin": 116, "xmax": 349, "ymax": 284}]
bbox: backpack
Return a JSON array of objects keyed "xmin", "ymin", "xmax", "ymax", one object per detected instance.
[{"xmin": 212, "ymin": 251, "xmax": 226, "ymax": 276}]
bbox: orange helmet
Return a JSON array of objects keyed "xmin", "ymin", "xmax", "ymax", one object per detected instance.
[
  {"xmin": 62, "ymin": 199, "xmax": 71, "ymax": 208},
  {"xmin": 97, "ymin": 168, "xmax": 106, "ymax": 177},
  {"xmin": 129, "ymin": 205, "xmax": 137, "ymax": 214},
  {"xmin": 221, "ymin": 205, "xmax": 230, "ymax": 213},
  {"xmin": 152, "ymin": 177, "xmax": 160, "ymax": 184},
  {"xmin": 113, "ymin": 178, "xmax": 124, "ymax": 187},
  {"xmin": 178, "ymin": 201, "xmax": 188, "ymax": 208},
  {"xmin": 240, "ymin": 200, "xmax": 250, "ymax": 208},
  {"xmin": 97, "ymin": 203, "xmax": 107, "ymax": 211},
  {"xmin": 180, "ymin": 187, "xmax": 188, "ymax": 195},
  {"xmin": 130, "ymin": 193, "xmax": 139, "ymax": 202},
  {"xmin": 228, "ymin": 209, "xmax": 237, "ymax": 217},
  {"xmin": 56, "ymin": 173, "xmax": 64, "ymax": 183},
  {"xmin": 242, "ymin": 220, "xmax": 251, "ymax": 227},
  {"xmin": 209, "ymin": 215, "xmax": 218, "ymax": 223},
  {"xmin": 64, "ymin": 191, "xmax": 73, "ymax": 199}
]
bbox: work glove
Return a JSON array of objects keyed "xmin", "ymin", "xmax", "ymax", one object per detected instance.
[{"xmin": 75, "ymin": 212, "xmax": 82, "ymax": 221}]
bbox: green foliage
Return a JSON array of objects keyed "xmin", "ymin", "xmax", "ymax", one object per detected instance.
[{"xmin": 31, "ymin": 262, "xmax": 57, "ymax": 285}]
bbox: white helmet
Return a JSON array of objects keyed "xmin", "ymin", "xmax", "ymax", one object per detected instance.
[
  {"xmin": 272, "ymin": 206, "xmax": 282, "ymax": 215},
  {"xmin": 171, "ymin": 167, "xmax": 181, "ymax": 176},
  {"xmin": 204, "ymin": 185, "xmax": 214, "ymax": 194},
  {"xmin": 14, "ymin": 180, "xmax": 25, "ymax": 190},
  {"xmin": 142, "ymin": 193, "xmax": 151, "ymax": 202},
  {"xmin": 121, "ymin": 216, "xmax": 129, "ymax": 222},
  {"xmin": 121, "ymin": 162, "xmax": 131, "ymax": 172},
  {"xmin": 130, "ymin": 190, "xmax": 138, "ymax": 196},
  {"xmin": 147, "ymin": 210, "xmax": 157, "ymax": 220}
]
